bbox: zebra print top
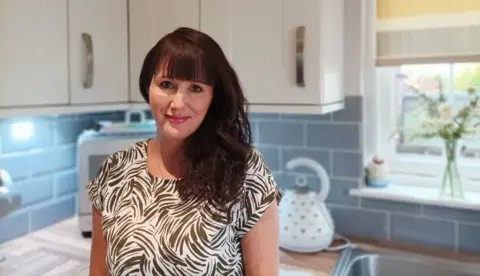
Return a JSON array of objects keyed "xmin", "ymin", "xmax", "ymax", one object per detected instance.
[{"xmin": 87, "ymin": 139, "xmax": 282, "ymax": 276}]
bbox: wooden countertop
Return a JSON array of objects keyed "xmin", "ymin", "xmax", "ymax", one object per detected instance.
[
  {"xmin": 2, "ymin": 218, "xmax": 478, "ymax": 276},
  {"xmin": 280, "ymin": 250, "xmax": 337, "ymax": 276},
  {"xmin": 279, "ymin": 237, "xmax": 480, "ymax": 275}
]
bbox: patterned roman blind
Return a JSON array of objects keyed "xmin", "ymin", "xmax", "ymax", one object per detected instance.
[{"xmin": 376, "ymin": 0, "xmax": 480, "ymax": 66}]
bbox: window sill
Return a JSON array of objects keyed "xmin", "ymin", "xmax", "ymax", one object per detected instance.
[{"xmin": 350, "ymin": 185, "xmax": 480, "ymax": 211}]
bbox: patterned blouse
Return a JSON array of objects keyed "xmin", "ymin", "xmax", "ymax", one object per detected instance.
[{"xmin": 87, "ymin": 139, "xmax": 282, "ymax": 276}]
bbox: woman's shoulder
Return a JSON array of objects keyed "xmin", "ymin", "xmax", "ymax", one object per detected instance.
[
  {"xmin": 86, "ymin": 139, "xmax": 149, "ymax": 213},
  {"xmin": 245, "ymin": 147, "xmax": 273, "ymax": 176},
  {"xmin": 104, "ymin": 139, "xmax": 149, "ymax": 168},
  {"xmin": 243, "ymin": 147, "xmax": 282, "ymax": 198},
  {"xmin": 234, "ymin": 147, "xmax": 282, "ymax": 237}
]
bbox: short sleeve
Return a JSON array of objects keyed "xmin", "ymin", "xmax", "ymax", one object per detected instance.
[
  {"xmin": 235, "ymin": 149, "xmax": 282, "ymax": 238},
  {"xmin": 86, "ymin": 157, "xmax": 111, "ymax": 214}
]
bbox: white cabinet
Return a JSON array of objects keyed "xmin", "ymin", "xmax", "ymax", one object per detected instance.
[
  {"xmin": 0, "ymin": 0, "xmax": 129, "ymax": 115},
  {"xmin": 0, "ymin": 0, "xmax": 69, "ymax": 107},
  {"xmin": 128, "ymin": 0, "xmax": 200, "ymax": 103},
  {"xmin": 201, "ymin": 0, "xmax": 345, "ymax": 114},
  {"xmin": 0, "ymin": 0, "xmax": 345, "ymax": 117},
  {"xmin": 68, "ymin": 0, "xmax": 129, "ymax": 104}
]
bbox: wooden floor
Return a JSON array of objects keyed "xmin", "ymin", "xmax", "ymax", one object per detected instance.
[{"xmin": 0, "ymin": 217, "xmax": 327, "ymax": 276}]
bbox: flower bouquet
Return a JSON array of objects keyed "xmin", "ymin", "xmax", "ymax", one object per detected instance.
[{"xmin": 391, "ymin": 81, "xmax": 480, "ymax": 199}]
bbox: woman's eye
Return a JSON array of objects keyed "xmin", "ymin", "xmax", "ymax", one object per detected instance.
[
  {"xmin": 159, "ymin": 81, "xmax": 172, "ymax": 89},
  {"xmin": 191, "ymin": 85, "xmax": 202, "ymax": 93}
]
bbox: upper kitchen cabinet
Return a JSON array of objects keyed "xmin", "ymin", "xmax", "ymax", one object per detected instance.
[
  {"xmin": 128, "ymin": 0, "xmax": 200, "ymax": 103},
  {"xmin": 68, "ymin": 0, "xmax": 129, "ymax": 104},
  {"xmin": 201, "ymin": 0, "xmax": 345, "ymax": 114},
  {"xmin": 0, "ymin": 0, "xmax": 69, "ymax": 107}
]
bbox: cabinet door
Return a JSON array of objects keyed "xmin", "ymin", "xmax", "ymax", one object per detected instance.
[
  {"xmin": 69, "ymin": 0, "xmax": 129, "ymax": 104},
  {"xmin": 201, "ymin": 0, "xmax": 344, "ymax": 106},
  {"xmin": 129, "ymin": 0, "xmax": 200, "ymax": 103},
  {"xmin": 0, "ymin": 0, "xmax": 69, "ymax": 107}
]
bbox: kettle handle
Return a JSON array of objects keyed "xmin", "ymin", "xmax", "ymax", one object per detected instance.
[{"xmin": 285, "ymin": 157, "xmax": 331, "ymax": 202}]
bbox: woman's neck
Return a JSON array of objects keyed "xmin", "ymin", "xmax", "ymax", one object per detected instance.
[{"xmin": 150, "ymin": 135, "xmax": 184, "ymax": 179}]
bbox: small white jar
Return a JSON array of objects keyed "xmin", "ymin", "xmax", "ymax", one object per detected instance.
[{"xmin": 366, "ymin": 155, "xmax": 390, "ymax": 187}]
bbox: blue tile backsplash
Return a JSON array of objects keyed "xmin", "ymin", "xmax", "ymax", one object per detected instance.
[
  {"xmin": 0, "ymin": 96, "xmax": 479, "ymax": 255},
  {"xmin": 251, "ymin": 96, "xmax": 480, "ymax": 255},
  {"xmin": 0, "ymin": 111, "xmax": 125, "ymax": 243}
]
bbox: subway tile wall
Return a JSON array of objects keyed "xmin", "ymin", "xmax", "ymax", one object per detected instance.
[
  {"xmin": 251, "ymin": 96, "xmax": 480, "ymax": 255},
  {"xmin": 0, "ymin": 111, "xmax": 125, "ymax": 243},
  {"xmin": 0, "ymin": 96, "xmax": 479, "ymax": 255}
]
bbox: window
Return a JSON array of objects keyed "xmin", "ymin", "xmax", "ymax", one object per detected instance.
[
  {"xmin": 375, "ymin": 62, "xmax": 480, "ymax": 192},
  {"xmin": 369, "ymin": 0, "xmax": 480, "ymax": 193}
]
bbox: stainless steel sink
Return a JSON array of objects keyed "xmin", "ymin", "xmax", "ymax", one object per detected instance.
[{"xmin": 331, "ymin": 247, "xmax": 480, "ymax": 276}]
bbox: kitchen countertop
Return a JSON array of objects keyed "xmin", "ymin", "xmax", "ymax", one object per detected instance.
[
  {"xmin": 280, "ymin": 249, "xmax": 337, "ymax": 275},
  {"xmin": 1, "ymin": 218, "xmax": 479, "ymax": 276},
  {"xmin": 280, "ymin": 236, "xmax": 480, "ymax": 275},
  {"xmin": 0, "ymin": 217, "xmax": 331, "ymax": 276}
]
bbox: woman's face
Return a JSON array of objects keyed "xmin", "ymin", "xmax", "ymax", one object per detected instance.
[{"xmin": 149, "ymin": 70, "xmax": 214, "ymax": 141}]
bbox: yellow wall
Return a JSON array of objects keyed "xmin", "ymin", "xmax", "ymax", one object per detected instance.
[{"xmin": 377, "ymin": 0, "xmax": 480, "ymax": 19}]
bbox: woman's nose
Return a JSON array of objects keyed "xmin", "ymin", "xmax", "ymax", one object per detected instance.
[{"xmin": 170, "ymin": 90, "xmax": 186, "ymax": 109}]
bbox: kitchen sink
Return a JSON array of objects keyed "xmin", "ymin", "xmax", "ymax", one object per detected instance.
[{"xmin": 331, "ymin": 246, "xmax": 480, "ymax": 276}]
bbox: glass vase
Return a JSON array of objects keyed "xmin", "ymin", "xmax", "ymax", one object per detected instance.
[{"xmin": 439, "ymin": 139, "xmax": 464, "ymax": 199}]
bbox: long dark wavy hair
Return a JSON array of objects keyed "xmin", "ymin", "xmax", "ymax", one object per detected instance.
[{"xmin": 139, "ymin": 27, "xmax": 252, "ymax": 217}]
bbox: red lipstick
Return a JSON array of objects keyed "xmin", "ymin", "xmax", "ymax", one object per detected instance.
[{"xmin": 165, "ymin": 115, "xmax": 190, "ymax": 124}]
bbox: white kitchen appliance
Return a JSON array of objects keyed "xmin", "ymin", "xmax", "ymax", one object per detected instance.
[
  {"xmin": 278, "ymin": 157, "xmax": 353, "ymax": 253},
  {"xmin": 77, "ymin": 110, "xmax": 155, "ymax": 237}
]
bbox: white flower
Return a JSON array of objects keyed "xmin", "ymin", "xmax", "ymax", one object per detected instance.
[
  {"xmin": 420, "ymin": 118, "xmax": 439, "ymax": 129},
  {"xmin": 438, "ymin": 103, "xmax": 455, "ymax": 120},
  {"xmin": 420, "ymin": 119, "xmax": 431, "ymax": 129}
]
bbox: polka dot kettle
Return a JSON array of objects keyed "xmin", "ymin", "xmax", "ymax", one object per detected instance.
[{"xmin": 278, "ymin": 157, "xmax": 338, "ymax": 253}]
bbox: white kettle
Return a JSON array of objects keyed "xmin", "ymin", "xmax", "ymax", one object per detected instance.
[{"xmin": 278, "ymin": 157, "xmax": 335, "ymax": 253}]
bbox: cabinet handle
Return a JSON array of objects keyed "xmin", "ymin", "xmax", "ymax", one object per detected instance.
[
  {"xmin": 82, "ymin": 33, "xmax": 94, "ymax": 89},
  {"xmin": 295, "ymin": 26, "xmax": 306, "ymax": 87}
]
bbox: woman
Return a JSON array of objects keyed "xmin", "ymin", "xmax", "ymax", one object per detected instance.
[{"xmin": 87, "ymin": 27, "xmax": 282, "ymax": 276}]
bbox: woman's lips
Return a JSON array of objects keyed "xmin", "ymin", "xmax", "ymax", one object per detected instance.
[{"xmin": 165, "ymin": 114, "xmax": 190, "ymax": 124}]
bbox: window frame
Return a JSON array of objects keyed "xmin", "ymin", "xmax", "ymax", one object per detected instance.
[{"xmin": 373, "ymin": 65, "xmax": 480, "ymax": 193}]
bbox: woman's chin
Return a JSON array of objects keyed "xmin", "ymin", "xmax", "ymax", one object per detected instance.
[{"xmin": 161, "ymin": 126, "xmax": 191, "ymax": 141}]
